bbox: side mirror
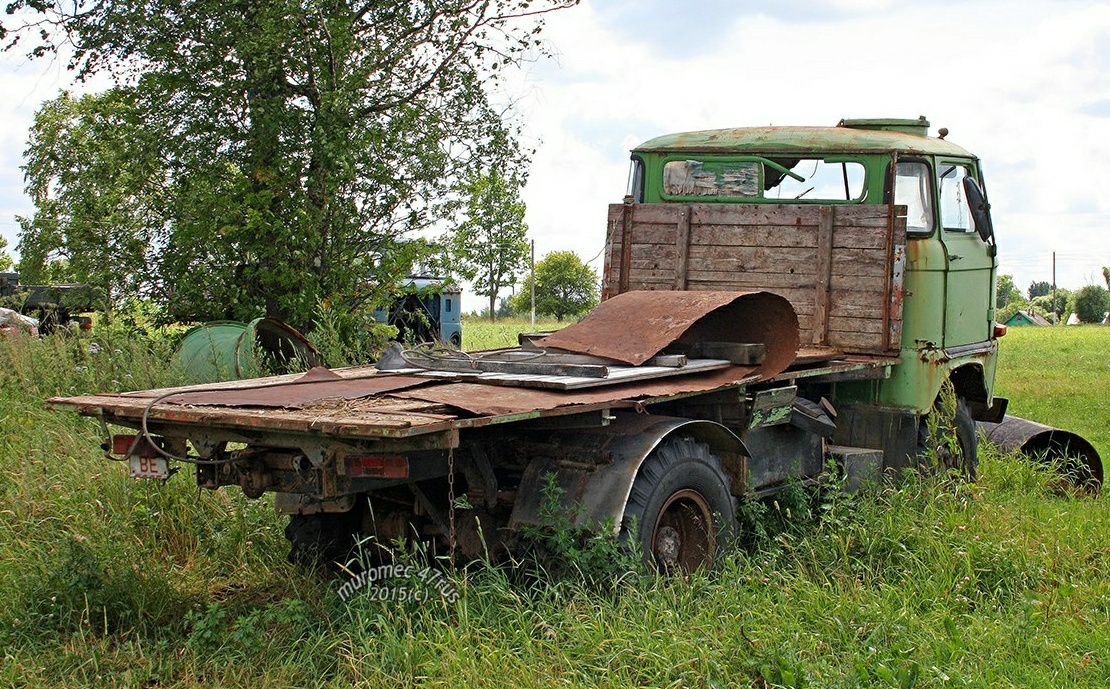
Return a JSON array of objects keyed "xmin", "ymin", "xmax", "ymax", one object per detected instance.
[{"xmin": 963, "ymin": 177, "xmax": 995, "ymax": 247}]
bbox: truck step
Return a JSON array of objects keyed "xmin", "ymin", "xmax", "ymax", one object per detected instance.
[{"xmin": 826, "ymin": 444, "xmax": 883, "ymax": 492}]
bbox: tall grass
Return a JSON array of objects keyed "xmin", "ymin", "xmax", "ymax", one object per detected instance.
[{"xmin": 1, "ymin": 324, "xmax": 1108, "ymax": 686}]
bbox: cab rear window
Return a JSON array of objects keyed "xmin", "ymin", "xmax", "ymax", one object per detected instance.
[{"xmin": 661, "ymin": 157, "xmax": 865, "ymax": 202}]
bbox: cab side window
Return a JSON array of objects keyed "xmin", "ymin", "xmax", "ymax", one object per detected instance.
[
  {"xmin": 938, "ymin": 164, "xmax": 976, "ymax": 233},
  {"xmin": 894, "ymin": 161, "xmax": 934, "ymax": 235}
]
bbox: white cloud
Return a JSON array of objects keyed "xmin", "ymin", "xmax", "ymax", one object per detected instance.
[
  {"xmin": 2, "ymin": 0, "xmax": 1109, "ymax": 292},
  {"xmin": 510, "ymin": 0, "xmax": 1110, "ymax": 291}
]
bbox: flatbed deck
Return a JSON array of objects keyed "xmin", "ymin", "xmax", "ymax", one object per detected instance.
[{"xmin": 49, "ymin": 350, "xmax": 897, "ymax": 442}]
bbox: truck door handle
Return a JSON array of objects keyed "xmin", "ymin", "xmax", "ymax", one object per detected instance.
[{"xmin": 949, "ymin": 254, "xmax": 963, "ymax": 261}]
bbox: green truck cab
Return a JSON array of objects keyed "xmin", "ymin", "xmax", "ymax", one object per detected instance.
[{"xmin": 617, "ymin": 117, "xmax": 1004, "ymax": 473}]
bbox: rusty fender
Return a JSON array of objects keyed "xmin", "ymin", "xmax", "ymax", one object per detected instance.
[
  {"xmin": 508, "ymin": 412, "xmax": 747, "ymax": 536},
  {"xmin": 978, "ymin": 415, "xmax": 1103, "ymax": 488}
]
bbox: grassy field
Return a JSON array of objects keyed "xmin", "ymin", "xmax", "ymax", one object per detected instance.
[
  {"xmin": 1, "ymin": 322, "xmax": 1109, "ymax": 687},
  {"xmin": 461, "ymin": 315, "xmax": 568, "ymax": 351}
]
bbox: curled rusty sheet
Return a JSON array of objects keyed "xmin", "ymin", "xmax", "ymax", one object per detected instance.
[{"xmin": 536, "ymin": 290, "xmax": 799, "ymax": 379}]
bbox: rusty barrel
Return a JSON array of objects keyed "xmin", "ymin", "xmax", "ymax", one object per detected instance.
[
  {"xmin": 176, "ymin": 318, "xmax": 323, "ymax": 383},
  {"xmin": 978, "ymin": 415, "xmax": 1103, "ymax": 489}
]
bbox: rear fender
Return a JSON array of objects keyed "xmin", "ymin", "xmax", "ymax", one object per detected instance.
[{"xmin": 508, "ymin": 412, "xmax": 746, "ymax": 536}]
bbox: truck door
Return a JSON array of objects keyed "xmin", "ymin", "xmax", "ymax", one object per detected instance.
[{"xmin": 937, "ymin": 160, "xmax": 996, "ymax": 347}]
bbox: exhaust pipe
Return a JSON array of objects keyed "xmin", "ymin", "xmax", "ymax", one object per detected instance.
[{"xmin": 977, "ymin": 415, "xmax": 1103, "ymax": 490}]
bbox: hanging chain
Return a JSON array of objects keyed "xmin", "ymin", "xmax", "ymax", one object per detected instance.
[{"xmin": 447, "ymin": 446, "xmax": 456, "ymax": 565}]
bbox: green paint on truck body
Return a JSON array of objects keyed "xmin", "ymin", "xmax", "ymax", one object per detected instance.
[{"xmin": 628, "ymin": 118, "xmax": 999, "ymax": 415}]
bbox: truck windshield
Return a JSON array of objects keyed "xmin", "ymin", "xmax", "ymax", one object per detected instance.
[{"xmin": 894, "ymin": 161, "xmax": 935, "ymax": 235}]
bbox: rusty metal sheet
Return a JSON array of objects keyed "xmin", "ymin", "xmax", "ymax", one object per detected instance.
[
  {"xmin": 160, "ymin": 374, "xmax": 430, "ymax": 409},
  {"xmin": 536, "ymin": 290, "xmax": 799, "ymax": 378},
  {"xmin": 394, "ymin": 366, "xmax": 761, "ymax": 417}
]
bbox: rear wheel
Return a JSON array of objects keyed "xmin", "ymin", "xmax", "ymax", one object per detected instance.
[
  {"xmin": 285, "ymin": 509, "xmax": 362, "ymax": 573},
  {"xmin": 622, "ymin": 437, "xmax": 737, "ymax": 572}
]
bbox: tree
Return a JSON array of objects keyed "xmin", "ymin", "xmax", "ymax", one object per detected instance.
[
  {"xmin": 0, "ymin": 236, "xmax": 11, "ymax": 271},
  {"xmin": 4, "ymin": 0, "xmax": 577, "ymax": 328},
  {"xmin": 1031, "ymin": 291, "xmax": 1068, "ymax": 323},
  {"xmin": 511, "ymin": 250, "xmax": 598, "ymax": 321},
  {"xmin": 449, "ymin": 170, "xmax": 530, "ymax": 321},
  {"xmin": 17, "ymin": 90, "xmax": 164, "ymax": 308},
  {"xmin": 1071, "ymin": 285, "xmax": 1109, "ymax": 324},
  {"xmin": 995, "ymin": 274, "xmax": 1022, "ymax": 309},
  {"xmin": 1028, "ymin": 280, "xmax": 1052, "ymax": 300}
]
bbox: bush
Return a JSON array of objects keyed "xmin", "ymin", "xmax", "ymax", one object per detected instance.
[{"xmin": 1071, "ymin": 284, "xmax": 1109, "ymax": 324}]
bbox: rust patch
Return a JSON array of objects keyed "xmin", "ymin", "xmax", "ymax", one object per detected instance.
[
  {"xmin": 535, "ymin": 290, "xmax": 799, "ymax": 378},
  {"xmin": 160, "ymin": 375, "xmax": 430, "ymax": 409}
]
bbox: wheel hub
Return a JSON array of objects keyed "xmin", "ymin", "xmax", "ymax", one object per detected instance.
[{"xmin": 652, "ymin": 489, "xmax": 715, "ymax": 571}]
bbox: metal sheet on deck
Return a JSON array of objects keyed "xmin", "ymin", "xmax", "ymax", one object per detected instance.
[
  {"xmin": 536, "ymin": 290, "xmax": 799, "ymax": 378},
  {"xmin": 394, "ymin": 366, "xmax": 762, "ymax": 416}
]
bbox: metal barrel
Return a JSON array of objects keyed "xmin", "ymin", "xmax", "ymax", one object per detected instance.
[
  {"xmin": 176, "ymin": 318, "xmax": 323, "ymax": 383},
  {"xmin": 978, "ymin": 415, "xmax": 1103, "ymax": 489}
]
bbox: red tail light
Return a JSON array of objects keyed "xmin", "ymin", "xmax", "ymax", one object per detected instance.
[
  {"xmin": 994, "ymin": 323, "xmax": 1007, "ymax": 338},
  {"xmin": 342, "ymin": 454, "xmax": 408, "ymax": 478},
  {"xmin": 110, "ymin": 434, "xmax": 163, "ymax": 457}
]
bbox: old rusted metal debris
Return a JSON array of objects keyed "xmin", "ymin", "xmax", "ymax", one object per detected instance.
[
  {"xmin": 48, "ymin": 289, "xmax": 810, "ymax": 437},
  {"xmin": 537, "ymin": 290, "xmax": 799, "ymax": 377}
]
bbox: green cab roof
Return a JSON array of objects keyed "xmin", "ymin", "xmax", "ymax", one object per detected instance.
[{"xmin": 633, "ymin": 118, "xmax": 975, "ymax": 158}]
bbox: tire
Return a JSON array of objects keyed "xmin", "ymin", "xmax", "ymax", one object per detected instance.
[
  {"xmin": 285, "ymin": 510, "xmax": 362, "ymax": 573},
  {"xmin": 622, "ymin": 437, "xmax": 738, "ymax": 572},
  {"xmin": 918, "ymin": 395, "xmax": 978, "ymax": 480}
]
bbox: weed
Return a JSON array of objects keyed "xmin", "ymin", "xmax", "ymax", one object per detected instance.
[{"xmin": 518, "ymin": 472, "xmax": 645, "ymax": 585}]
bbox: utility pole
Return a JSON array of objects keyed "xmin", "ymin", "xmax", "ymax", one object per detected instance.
[
  {"xmin": 1051, "ymin": 250, "xmax": 1057, "ymax": 325},
  {"xmin": 530, "ymin": 239, "xmax": 536, "ymax": 327}
]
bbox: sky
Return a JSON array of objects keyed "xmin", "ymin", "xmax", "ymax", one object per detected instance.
[{"xmin": 3, "ymin": 0, "xmax": 1110, "ymax": 297}]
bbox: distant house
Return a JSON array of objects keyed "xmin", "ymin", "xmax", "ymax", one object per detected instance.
[{"xmin": 1004, "ymin": 310, "xmax": 1051, "ymax": 327}]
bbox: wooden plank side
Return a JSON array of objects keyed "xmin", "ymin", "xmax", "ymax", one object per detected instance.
[
  {"xmin": 604, "ymin": 202, "xmax": 903, "ymax": 355},
  {"xmin": 686, "ymin": 224, "xmax": 820, "ymax": 249},
  {"xmin": 685, "ymin": 271, "xmax": 817, "ymax": 290},
  {"xmin": 813, "ymin": 206, "xmax": 834, "ymax": 345},
  {"xmin": 688, "ymin": 244, "xmax": 820, "ymax": 266},
  {"xmin": 674, "ymin": 206, "xmax": 692, "ymax": 289}
]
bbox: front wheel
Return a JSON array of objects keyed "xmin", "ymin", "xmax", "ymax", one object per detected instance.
[
  {"xmin": 918, "ymin": 395, "xmax": 978, "ymax": 480},
  {"xmin": 622, "ymin": 437, "xmax": 738, "ymax": 572}
]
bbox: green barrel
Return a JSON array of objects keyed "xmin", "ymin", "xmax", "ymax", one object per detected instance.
[{"xmin": 175, "ymin": 318, "xmax": 323, "ymax": 383}]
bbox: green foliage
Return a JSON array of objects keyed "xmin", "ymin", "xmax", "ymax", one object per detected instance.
[
  {"xmin": 5, "ymin": 0, "xmax": 576, "ymax": 330},
  {"xmin": 1031, "ymin": 289, "xmax": 1069, "ymax": 322},
  {"xmin": 995, "ymin": 274, "xmax": 1021, "ymax": 309},
  {"xmin": 17, "ymin": 90, "xmax": 162, "ymax": 307},
  {"xmin": 307, "ymin": 298, "xmax": 396, "ymax": 367},
  {"xmin": 0, "ymin": 235, "xmax": 12, "ymax": 271},
  {"xmin": 511, "ymin": 250, "xmax": 599, "ymax": 321},
  {"xmin": 519, "ymin": 473, "xmax": 644, "ymax": 585},
  {"xmin": 1028, "ymin": 280, "xmax": 1052, "ymax": 299},
  {"xmin": 449, "ymin": 169, "xmax": 531, "ymax": 321},
  {"xmin": 1070, "ymin": 284, "xmax": 1108, "ymax": 323}
]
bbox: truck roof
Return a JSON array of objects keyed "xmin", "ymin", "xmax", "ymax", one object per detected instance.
[{"xmin": 633, "ymin": 119, "xmax": 975, "ymax": 158}]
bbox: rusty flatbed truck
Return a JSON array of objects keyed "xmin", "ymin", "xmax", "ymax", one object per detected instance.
[{"xmin": 50, "ymin": 117, "xmax": 1102, "ymax": 572}]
